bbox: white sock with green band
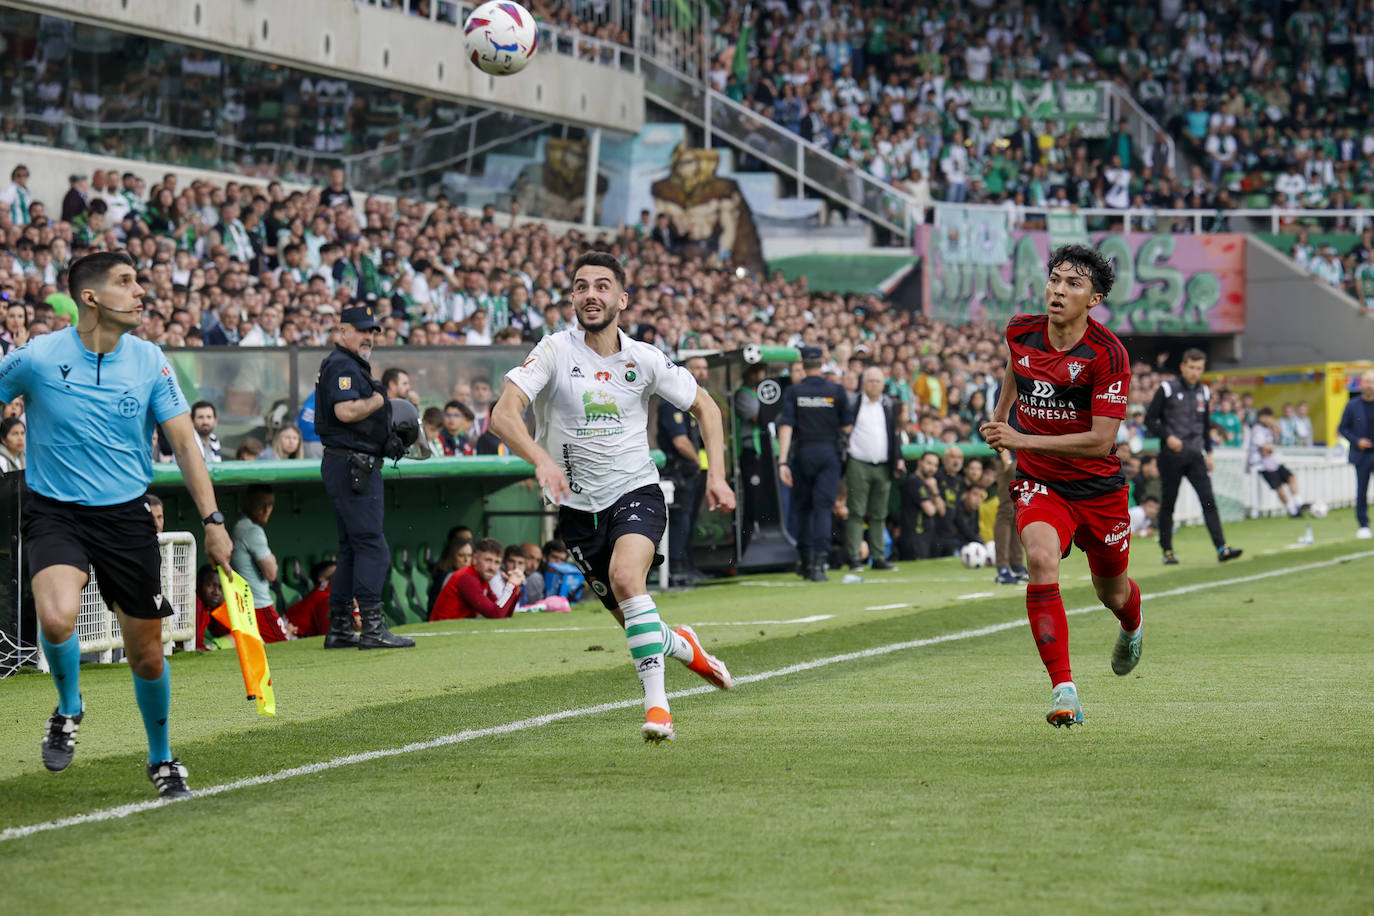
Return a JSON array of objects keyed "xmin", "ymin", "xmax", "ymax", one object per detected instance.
[
  {"xmin": 621, "ymin": 594, "xmax": 668, "ymax": 713},
  {"xmin": 661, "ymin": 623, "xmax": 693, "ymax": 663}
]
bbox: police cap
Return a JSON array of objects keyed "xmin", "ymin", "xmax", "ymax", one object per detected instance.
[
  {"xmin": 340, "ymin": 303, "xmax": 381, "ymax": 331},
  {"xmin": 799, "ymin": 345, "xmax": 824, "ymax": 368}
]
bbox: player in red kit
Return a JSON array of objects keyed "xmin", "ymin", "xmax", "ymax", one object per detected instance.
[{"xmin": 980, "ymin": 245, "xmax": 1143, "ymax": 729}]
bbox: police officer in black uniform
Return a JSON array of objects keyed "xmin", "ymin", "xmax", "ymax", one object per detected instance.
[
  {"xmin": 315, "ymin": 302, "xmax": 414, "ymax": 649},
  {"xmin": 1143, "ymin": 347, "xmax": 1241, "ymax": 565},
  {"xmin": 657, "ymin": 356, "xmax": 708, "ymax": 586},
  {"xmin": 776, "ymin": 347, "xmax": 854, "ymax": 581}
]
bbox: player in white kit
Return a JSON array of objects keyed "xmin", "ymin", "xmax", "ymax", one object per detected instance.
[{"xmin": 490, "ymin": 251, "xmax": 736, "ymax": 742}]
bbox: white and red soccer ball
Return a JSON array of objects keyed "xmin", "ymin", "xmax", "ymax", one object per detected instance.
[{"xmin": 464, "ymin": 1, "xmax": 538, "ymax": 76}]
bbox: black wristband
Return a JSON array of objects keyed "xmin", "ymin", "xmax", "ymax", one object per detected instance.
[{"xmin": 202, "ymin": 511, "xmax": 226, "ymax": 526}]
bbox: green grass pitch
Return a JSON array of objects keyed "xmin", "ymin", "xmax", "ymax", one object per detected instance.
[{"xmin": 1, "ymin": 512, "xmax": 1372, "ymax": 913}]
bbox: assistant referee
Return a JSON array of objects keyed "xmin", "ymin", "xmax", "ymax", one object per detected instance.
[
  {"xmin": 0, "ymin": 251, "xmax": 233, "ymax": 799},
  {"xmin": 1143, "ymin": 348, "xmax": 1241, "ymax": 565}
]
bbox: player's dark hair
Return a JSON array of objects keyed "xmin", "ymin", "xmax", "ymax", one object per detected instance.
[
  {"xmin": 503, "ymin": 544, "xmax": 524, "ymax": 564},
  {"xmin": 310, "ymin": 560, "xmax": 336, "ymax": 585},
  {"xmin": 473, "ymin": 537, "xmax": 503, "ymax": 557},
  {"xmin": 443, "ymin": 400, "xmax": 474, "ymax": 420},
  {"xmin": 1181, "ymin": 347, "xmax": 1207, "ymax": 363},
  {"xmin": 1047, "ymin": 244, "xmax": 1114, "ymax": 297},
  {"xmin": 1256, "ymin": 406, "xmax": 1274, "ymax": 418},
  {"xmin": 68, "ymin": 250, "xmax": 135, "ymax": 301},
  {"xmin": 381, "ymin": 367, "xmax": 407, "ymax": 391},
  {"xmin": 570, "ymin": 250, "xmax": 626, "ymax": 291},
  {"xmin": 196, "ymin": 564, "xmax": 219, "ymax": 592},
  {"xmin": 191, "ymin": 400, "xmax": 217, "ymax": 417}
]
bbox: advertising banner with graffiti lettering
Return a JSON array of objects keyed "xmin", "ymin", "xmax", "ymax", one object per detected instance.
[{"xmin": 916, "ymin": 218, "xmax": 1247, "ymax": 335}]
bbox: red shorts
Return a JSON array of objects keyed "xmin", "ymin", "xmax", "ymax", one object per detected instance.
[{"xmin": 1011, "ymin": 480, "xmax": 1131, "ymax": 579}]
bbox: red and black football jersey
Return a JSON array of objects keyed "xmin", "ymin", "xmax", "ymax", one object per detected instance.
[{"xmin": 1005, "ymin": 313, "xmax": 1130, "ymax": 499}]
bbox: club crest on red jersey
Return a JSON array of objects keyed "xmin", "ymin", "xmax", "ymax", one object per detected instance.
[{"xmin": 1067, "ymin": 360, "xmax": 1085, "ymax": 381}]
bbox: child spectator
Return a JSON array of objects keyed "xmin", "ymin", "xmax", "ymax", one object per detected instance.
[
  {"xmin": 193, "ymin": 564, "xmax": 230, "ymax": 652},
  {"xmin": 0, "ymin": 417, "xmax": 25, "ymax": 473}
]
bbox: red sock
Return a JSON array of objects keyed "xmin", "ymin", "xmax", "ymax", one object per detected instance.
[
  {"xmin": 1026, "ymin": 584, "xmax": 1071, "ymax": 686},
  {"xmin": 1112, "ymin": 578, "xmax": 1142, "ymax": 632}
]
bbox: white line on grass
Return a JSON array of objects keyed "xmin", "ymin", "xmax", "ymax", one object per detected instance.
[
  {"xmin": 865, "ymin": 603, "xmax": 911, "ymax": 611},
  {"xmin": 4, "ymin": 549, "xmax": 1370, "ymax": 844},
  {"xmin": 405, "ymin": 614, "xmax": 835, "ymax": 638},
  {"xmin": 957, "ymin": 592, "xmax": 996, "ymax": 599}
]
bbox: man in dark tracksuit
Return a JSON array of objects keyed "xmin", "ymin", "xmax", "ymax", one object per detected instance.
[
  {"xmin": 1337, "ymin": 369, "xmax": 1374, "ymax": 538},
  {"xmin": 1143, "ymin": 348, "xmax": 1241, "ymax": 565},
  {"xmin": 776, "ymin": 347, "xmax": 853, "ymax": 581}
]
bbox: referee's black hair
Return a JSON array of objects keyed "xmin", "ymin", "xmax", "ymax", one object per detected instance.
[
  {"xmin": 68, "ymin": 250, "xmax": 135, "ymax": 302},
  {"xmin": 1047, "ymin": 244, "xmax": 1114, "ymax": 298},
  {"xmin": 570, "ymin": 249, "xmax": 626, "ymax": 291}
]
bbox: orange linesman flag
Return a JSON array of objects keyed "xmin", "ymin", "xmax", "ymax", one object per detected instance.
[{"xmin": 213, "ymin": 567, "xmax": 277, "ymax": 716}]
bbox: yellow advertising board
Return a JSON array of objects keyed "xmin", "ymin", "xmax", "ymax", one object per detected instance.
[{"xmin": 1204, "ymin": 361, "xmax": 1374, "ymax": 446}]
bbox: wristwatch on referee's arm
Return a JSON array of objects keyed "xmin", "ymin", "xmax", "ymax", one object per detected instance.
[{"xmin": 202, "ymin": 511, "xmax": 226, "ymax": 527}]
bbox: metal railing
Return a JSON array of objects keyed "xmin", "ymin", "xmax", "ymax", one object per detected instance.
[
  {"xmin": 7, "ymin": 106, "xmax": 551, "ymax": 194},
  {"xmin": 640, "ymin": 58, "xmax": 915, "ymax": 238}
]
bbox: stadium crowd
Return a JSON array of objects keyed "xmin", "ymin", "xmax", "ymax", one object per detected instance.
[{"xmin": 4, "ymin": 160, "xmax": 1327, "ymax": 452}]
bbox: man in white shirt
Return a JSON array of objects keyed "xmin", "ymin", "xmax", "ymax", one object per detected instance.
[
  {"xmin": 844, "ymin": 367, "xmax": 903, "ymax": 572},
  {"xmin": 965, "ymin": 38, "xmax": 993, "ymax": 82},
  {"xmin": 463, "ymin": 308, "xmax": 493, "ymax": 346},
  {"xmin": 1104, "ymin": 157, "xmax": 1132, "ymax": 209},
  {"xmin": 0, "ymin": 164, "xmax": 33, "ymax": 225},
  {"xmin": 1128, "ymin": 496, "xmax": 1159, "ymax": 537},
  {"xmin": 490, "ymin": 251, "xmax": 736, "ymax": 744}
]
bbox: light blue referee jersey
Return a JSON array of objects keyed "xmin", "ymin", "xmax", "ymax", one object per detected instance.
[{"xmin": 0, "ymin": 327, "xmax": 190, "ymax": 506}]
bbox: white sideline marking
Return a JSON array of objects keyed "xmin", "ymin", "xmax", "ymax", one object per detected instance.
[
  {"xmin": 865, "ymin": 603, "xmax": 910, "ymax": 611},
  {"xmin": 704, "ymin": 614, "xmax": 834, "ymax": 626},
  {"xmin": 405, "ymin": 614, "xmax": 834, "ymax": 638},
  {"xmin": 958, "ymin": 592, "xmax": 996, "ymax": 600},
  {"xmin": 5, "ymin": 549, "xmax": 1371, "ymax": 844}
]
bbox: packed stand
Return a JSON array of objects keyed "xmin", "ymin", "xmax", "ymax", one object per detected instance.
[
  {"xmin": 1284, "ymin": 226, "xmax": 1374, "ymax": 313},
  {"xmin": 704, "ymin": 1, "xmax": 1180, "ymax": 220},
  {"xmin": 1082, "ymin": 0, "xmax": 1374, "ymax": 218}
]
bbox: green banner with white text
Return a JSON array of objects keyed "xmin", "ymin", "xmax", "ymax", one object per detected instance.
[{"xmin": 966, "ymin": 81, "xmax": 1102, "ymax": 122}]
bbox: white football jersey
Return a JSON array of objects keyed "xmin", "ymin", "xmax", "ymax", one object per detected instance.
[{"xmin": 504, "ymin": 328, "xmax": 699, "ymax": 512}]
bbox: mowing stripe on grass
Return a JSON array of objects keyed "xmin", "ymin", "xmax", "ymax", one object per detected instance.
[
  {"xmin": 4, "ymin": 549, "xmax": 1370, "ymax": 844},
  {"xmin": 405, "ymin": 614, "xmax": 835, "ymax": 638}
]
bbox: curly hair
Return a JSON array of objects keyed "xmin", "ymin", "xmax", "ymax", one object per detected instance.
[{"xmin": 1046, "ymin": 244, "xmax": 1115, "ymax": 297}]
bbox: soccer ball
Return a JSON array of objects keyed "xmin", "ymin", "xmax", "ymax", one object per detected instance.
[
  {"xmin": 464, "ymin": 1, "xmax": 538, "ymax": 76},
  {"xmin": 1309, "ymin": 501, "xmax": 1329, "ymax": 518},
  {"xmin": 959, "ymin": 541, "xmax": 991, "ymax": 569}
]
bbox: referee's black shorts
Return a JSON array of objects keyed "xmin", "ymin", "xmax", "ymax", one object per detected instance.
[
  {"xmin": 558, "ymin": 484, "xmax": 667, "ymax": 612},
  {"xmin": 22, "ymin": 490, "xmax": 171, "ymax": 620}
]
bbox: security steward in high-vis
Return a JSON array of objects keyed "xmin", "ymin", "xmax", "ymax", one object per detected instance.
[
  {"xmin": 657, "ymin": 355, "xmax": 709, "ymax": 586},
  {"xmin": 1143, "ymin": 347, "xmax": 1241, "ymax": 565},
  {"xmin": 776, "ymin": 347, "xmax": 854, "ymax": 581},
  {"xmin": 315, "ymin": 302, "xmax": 414, "ymax": 649}
]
